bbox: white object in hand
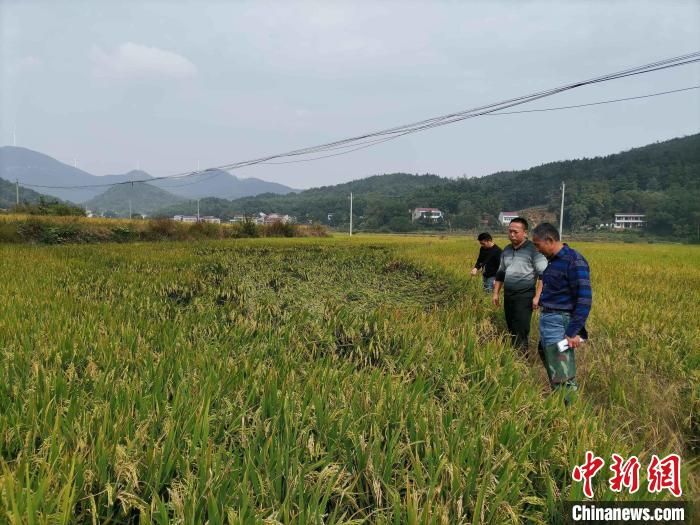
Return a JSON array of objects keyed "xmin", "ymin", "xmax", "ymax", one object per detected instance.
[{"xmin": 557, "ymin": 339, "xmax": 569, "ymax": 352}]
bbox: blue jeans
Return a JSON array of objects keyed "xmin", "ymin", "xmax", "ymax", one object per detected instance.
[
  {"xmin": 539, "ymin": 310, "xmax": 571, "ymax": 345},
  {"xmin": 482, "ymin": 275, "xmax": 495, "ymax": 293},
  {"xmin": 538, "ymin": 311, "xmax": 578, "ymax": 402}
]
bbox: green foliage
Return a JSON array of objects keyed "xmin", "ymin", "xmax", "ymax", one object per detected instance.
[
  {"xmin": 8, "ymin": 197, "xmax": 85, "ymax": 216},
  {"xmin": 154, "ymin": 135, "xmax": 700, "ymax": 238},
  {"xmin": 16, "ymin": 219, "xmax": 92, "ymax": 244},
  {"xmin": 0, "ymin": 178, "xmax": 54, "ymax": 208},
  {"xmin": 84, "ymin": 182, "xmax": 185, "ymax": 217},
  {"xmin": 228, "ymin": 220, "xmax": 260, "ymax": 238},
  {"xmin": 0, "ymin": 216, "xmax": 327, "ymax": 244},
  {"xmin": 261, "ymin": 220, "xmax": 296, "ymax": 237}
]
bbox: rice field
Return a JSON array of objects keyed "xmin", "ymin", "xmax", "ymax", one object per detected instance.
[{"xmin": 0, "ymin": 235, "xmax": 698, "ymax": 523}]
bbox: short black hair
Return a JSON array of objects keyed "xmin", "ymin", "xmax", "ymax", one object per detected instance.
[
  {"xmin": 477, "ymin": 232, "xmax": 492, "ymax": 242},
  {"xmin": 532, "ymin": 222, "xmax": 560, "ymax": 242},
  {"xmin": 509, "ymin": 217, "xmax": 529, "ymax": 231}
]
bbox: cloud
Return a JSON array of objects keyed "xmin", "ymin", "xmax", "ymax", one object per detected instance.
[
  {"xmin": 17, "ymin": 56, "xmax": 42, "ymax": 70},
  {"xmin": 90, "ymin": 42, "xmax": 197, "ymax": 79},
  {"xmin": 3, "ymin": 55, "xmax": 42, "ymax": 77}
]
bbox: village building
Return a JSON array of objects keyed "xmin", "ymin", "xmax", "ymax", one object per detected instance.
[
  {"xmin": 173, "ymin": 215, "xmax": 221, "ymax": 224},
  {"xmin": 498, "ymin": 211, "xmax": 519, "ymax": 226},
  {"xmin": 263, "ymin": 213, "xmax": 293, "ymax": 225},
  {"xmin": 614, "ymin": 213, "xmax": 646, "ymax": 229},
  {"xmin": 173, "ymin": 215, "xmax": 198, "ymax": 223},
  {"xmin": 411, "ymin": 208, "xmax": 444, "ymax": 222}
]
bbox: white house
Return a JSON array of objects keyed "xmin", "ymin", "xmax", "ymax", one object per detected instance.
[
  {"xmin": 173, "ymin": 215, "xmax": 221, "ymax": 224},
  {"xmin": 173, "ymin": 215, "xmax": 198, "ymax": 223},
  {"xmin": 614, "ymin": 213, "xmax": 645, "ymax": 229},
  {"xmin": 411, "ymin": 208, "xmax": 443, "ymax": 222},
  {"xmin": 263, "ymin": 213, "xmax": 293, "ymax": 225},
  {"xmin": 498, "ymin": 211, "xmax": 519, "ymax": 226}
]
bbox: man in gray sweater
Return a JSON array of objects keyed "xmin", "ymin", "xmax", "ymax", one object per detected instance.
[{"xmin": 492, "ymin": 217, "xmax": 548, "ymax": 355}]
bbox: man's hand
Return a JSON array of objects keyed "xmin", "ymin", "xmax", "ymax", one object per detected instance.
[
  {"xmin": 470, "ymin": 267, "xmax": 478, "ymax": 277},
  {"xmin": 566, "ymin": 335, "xmax": 583, "ymax": 349},
  {"xmin": 532, "ymin": 295, "xmax": 540, "ymax": 310},
  {"xmin": 492, "ymin": 293, "xmax": 500, "ymax": 307}
]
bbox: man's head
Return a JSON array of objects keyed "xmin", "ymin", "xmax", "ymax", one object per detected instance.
[
  {"xmin": 531, "ymin": 222, "xmax": 563, "ymax": 257},
  {"xmin": 477, "ymin": 232, "xmax": 493, "ymax": 248},
  {"xmin": 507, "ymin": 217, "xmax": 528, "ymax": 247}
]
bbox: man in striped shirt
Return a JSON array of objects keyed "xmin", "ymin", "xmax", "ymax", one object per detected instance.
[
  {"xmin": 531, "ymin": 222, "xmax": 592, "ymax": 404},
  {"xmin": 493, "ymin": 217, "xmax": 548, "ymax": 355}
]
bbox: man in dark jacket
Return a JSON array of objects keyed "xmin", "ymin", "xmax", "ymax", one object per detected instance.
[
  {"xmin": 531, "ymin": 222, "xmax": 592, "ymax": 404},
  {"xmin": 470, "ymin": 232, "xmax": 502, "ymax": 292}
]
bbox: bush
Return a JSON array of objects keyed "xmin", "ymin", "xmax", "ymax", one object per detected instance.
[
  {"xmin": 188, "ymin": 221, "xmax": 224, "ymax": 239},
  {"xmin": 142, "ymin": 218, "xmax": 185, "ymax": 241},
  {"xmin": 1, "ymin": 215, "xmax": 326, "ymax": 244},
  {"xmin": 261, "ymin": 221, "xmax": 297, "ymax": 237},
  {"xmin": 11, "ymin": 198, "xmax": 85, "ymax": 217},
  {"xmin": 111, "ymin": 226, "xmax": 137, "ymax": 242},
  {"xmin": 228, "ymin": 220, "xmax": 259, "ymax": 238},
  {"xmin": 16, "ymin": 219, "xmax": 91, "ymax": 244},
  {"xmin": 17, "ymin": 219, "xmax": 47, "ymax": 242},
  {"xmin": 300, "ymin": 224, "xmax": 329, "ymax": 237},
  {"xmin": 0, "ymin": 222, "xmax": 22, "ymax": 243},
  {"xmin": 241, "ymin": 221, "xmax": 260, "ymax": 237}
]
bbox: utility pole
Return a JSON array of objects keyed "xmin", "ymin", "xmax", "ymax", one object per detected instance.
[
  {"xmin": 16, "ymin": 179, "xmax": 19, "ymax": 205},
  {"xmin": 349, "ymin": 192, "xmax": 353, "ymax": 236},
  {"xmin": 12, "ymin": 129, "xmax": 16, "ymax": 147},
  {"xmin": 559, "ymin": 181, "xmax": 566, "ymax": 239},
  {"xmin": 128, "ymin": 200, "xmax": 132, "ymax": 219},
  {"xmin": 197, "ymin": 199, "xmax": 200, "ymax": 222}
]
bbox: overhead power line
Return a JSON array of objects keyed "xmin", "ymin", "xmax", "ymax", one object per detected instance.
[
  {"xmin": 485, "ymin": 85, "xmax": 700, "ymax": 116},
  {"xmin": 259, "ymin": 85, "xmax": 700, "ymax": 165},
  {"xmin": 19, "ymin": 51, "xmax": 700, "ymax": 191}
]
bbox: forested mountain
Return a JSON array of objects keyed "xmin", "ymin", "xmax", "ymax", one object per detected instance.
[
  {"xmin": 155, "ymin": 173, "xmax": 450, "ymax": 229},
  {"xmin": 0, "ymin": 177, "xmax": 59, "ymax": 208},
  {"xmin": 155, "ymin": 134, "xmax": 700, "ymax": 237},
  {"xmin": 151, "ymin": 169, "xmax": 298, "ymax": 200},
  {"xmin": 445, "ymin": 133, "xmax": 700, "ymax": 236},
  {"xmin": 84, "ymin": 182, "xmax": 186, "ymax": 217}
]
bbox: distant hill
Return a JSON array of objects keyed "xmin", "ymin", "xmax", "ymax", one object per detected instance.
[
  {"xmin": 154, "ymin": 172, "xmax": 448, "ymax": 224},
  {"xmin": 155, "ymin": 135, "xmax": 700, "ymax": 237},
  {"xmin": 151, "ymin": 169, "xmax": 298, "ymax": 200},
  {"xmin": 0, "ymin": 177, "xmax": 61, "ymax": 208},
  {"xmin": 0, "ymin": 147, "xmax": 297, "ymax": 203},
  {"xmin": 84, "ymin": 182, "xmax": 186, "ymax": 217},
  {"xmin": 0, "ymin": 147, "xmax": 106, "ymax": 202}
]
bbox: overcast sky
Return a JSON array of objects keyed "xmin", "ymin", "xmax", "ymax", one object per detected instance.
[{"xmin": 1, "ymin": 1, "xmax": 699, "ymax": 189}]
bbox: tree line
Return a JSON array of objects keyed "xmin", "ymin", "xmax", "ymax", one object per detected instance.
[{"xmin": 152, "ymin": 134, "xmax": 698, "ymax": 238}]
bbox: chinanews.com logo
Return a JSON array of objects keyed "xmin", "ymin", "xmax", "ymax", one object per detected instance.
[{"xmin": 565, "ymin": 451, "xmax": 691, "ymax": 524}]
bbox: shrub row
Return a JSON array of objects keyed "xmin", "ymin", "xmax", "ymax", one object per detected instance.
[{"xmin": 0, "ymin": 217, "xmax": 328, "ymax": 244}]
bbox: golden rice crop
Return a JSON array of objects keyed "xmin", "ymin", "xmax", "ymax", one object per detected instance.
[{"xmin": 0, "ymin": 235, "xmax": 697, "ymax": 523}]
